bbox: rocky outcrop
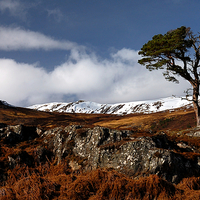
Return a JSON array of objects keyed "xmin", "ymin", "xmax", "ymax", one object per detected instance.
[
  {"xmin": 1, "ymin": 124, "xmax": 200, "ymax": 184},
  {"xmin": 41, "ymin": 125, "xmax": 200, "ymax": 183},
  {"xmin": 8, "ymin": 150, "xmax": 34, "ymax": 169},
  {"xmin": 0, "ymin": 124, "xmax": 38, "ymax": 144}
]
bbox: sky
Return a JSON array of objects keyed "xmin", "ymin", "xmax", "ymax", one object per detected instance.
[{"xmin": 0, "ymin": 0, "xmax": 199, "ymax": 107}]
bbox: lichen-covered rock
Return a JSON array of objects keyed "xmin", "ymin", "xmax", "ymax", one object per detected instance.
[
  {"xmin": 2, "ymin": 125, "xmax": 38, "ymax": 144},
  {"xmin": 42, "ymin": 125, "xmax": 200, "ymax": 183},
  {"xmin": 35, "ymin": 146, "xmax": 52, "ymax": 163},
  {"xmin": 8, "ymin": 150, "xmax": 34, "ymax": 168},
  {"xmin": 186, "ymin": 126, "xmax": 200, "ymax": 137},
  {"xmin": 1, "ymin": 123, "xmax": 199, "ymax": 183}
]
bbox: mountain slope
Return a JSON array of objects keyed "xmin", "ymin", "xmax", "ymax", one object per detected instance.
[
  {"xmin": 28, "ymin": 97, "xmax": 192, "ymax": 114},
  {"xmin": 0, "ymin": 98, "xmax": 195, "ymax": 131}
]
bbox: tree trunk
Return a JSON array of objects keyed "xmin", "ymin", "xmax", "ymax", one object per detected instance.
[
  {"xmin": 193, "ymin": 86, "xmax": 200, "ymax": 126},
  {"xmin": 193, "ymin": 102, "xmax": 200, "ymax": 126}
]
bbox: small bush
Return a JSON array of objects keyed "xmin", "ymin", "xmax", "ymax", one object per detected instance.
[
  {"xmin": 0, "ymin": 187, "xmax": 15, "ymax": 200},
  {"xmin": 13, "ymin": 173, "xmax": 57, "ymax": 200},
  {"xmin": 178, "ymin": 177, "xmax": 200, "ymax": 190},
  {"xmin": 59, "ymin": 169, "xmax": 179, "ymax": 200},
  {"xmin": 129, "ymin": 175, "xmax": 177, "ymax": 200}
]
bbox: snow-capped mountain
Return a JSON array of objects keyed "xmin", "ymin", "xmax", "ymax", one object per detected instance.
[
  {"xmin": 0, "ymin": 100, "xmax": 13, "ymax": 107},
  {"xmin": 28, "ymin": 97, "xmax": 192, "ymax": 115}
]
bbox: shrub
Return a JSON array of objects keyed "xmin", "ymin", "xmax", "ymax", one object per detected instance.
[
  {"xmin": 13, "ymin": 173, "xmax": 57, "ymax": 200},
  {"xmin": 0, "ymin": 187, "xmax": 15, "ymax": 200},
  {"xmin": 178, "ymin": 177, "xmax": 200, "ymax": 190}
]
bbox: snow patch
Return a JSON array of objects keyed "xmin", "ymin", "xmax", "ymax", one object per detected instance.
[{"xmin": 28, "ymin": 97, "xmax": 192, "ymax": 115}]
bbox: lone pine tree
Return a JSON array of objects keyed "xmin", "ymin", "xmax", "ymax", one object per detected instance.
[{"xmin": 138, "ymin": 26, "xmax": 200, "ymax": 126}]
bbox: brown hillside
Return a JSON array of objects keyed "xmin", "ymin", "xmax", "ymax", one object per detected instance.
[
  {"xmin": 0, "ymin": 104, "xmax": 196, "ymax": 131},
  {"xmin": 1, "ymin": 103, "xmax": 200, "ymax": 200}
]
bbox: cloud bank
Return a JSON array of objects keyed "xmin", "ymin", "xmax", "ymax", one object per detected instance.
[
  {"xmin": 0, "ymin": 26, "xmax": 190, "ymax": 107},
  {"xmin": 0, "ymin": 48, "xmax": 190, "ymax": 107},
  {"xmin": 0, "ymin": 26, "xmax": 80, "ymax": 51}
]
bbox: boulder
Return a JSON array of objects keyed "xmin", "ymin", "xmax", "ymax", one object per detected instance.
[
  {"xmin": 2, "ymin": 123, "xmax": 199, "ymax": 183},
  {"xmin": 35, "ymin": 146, "xmax": 52, "ymax": 163},
  {"xmin": 8, "ymin": 150, "xmax": 34, "ymax": 168},
  {"xmin": 42, "ymin": 125, "xmax": 200, "ymax": 183},
  {"xmin": 3, "ymin": 125, "xmax": 38, "ymax": 144}
]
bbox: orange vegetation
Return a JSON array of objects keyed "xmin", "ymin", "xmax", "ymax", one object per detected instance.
[
  {"xmin": 0, "ymin": 104, "xmax": 200, "ymax": 199},
  {"xmin": 2, "ymin": 163, "xmax": 200, "ymax": 200}
]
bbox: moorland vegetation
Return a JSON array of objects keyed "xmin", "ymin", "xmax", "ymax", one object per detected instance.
[{"xmin": 0, "ymin": 103, "xmax": 200, "ymax": 199}]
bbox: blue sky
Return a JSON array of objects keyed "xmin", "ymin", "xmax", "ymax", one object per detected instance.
[{"xmin": 0, "ymin": 0, "xmax": 198, "ymax": 106}]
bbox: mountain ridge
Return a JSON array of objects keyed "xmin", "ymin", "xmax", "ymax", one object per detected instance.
[{"xmin": 28, "ymin": 96, "xmax": 192, "ymax": 115}]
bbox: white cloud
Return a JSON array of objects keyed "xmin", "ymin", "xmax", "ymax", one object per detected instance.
[
  {"xmin": 0, "ymin": 26, "xmax": 81, "ymax": 51},
  {"xmin": 0, "ymin": 49, "xmax": 190, "ymax": 107},
  {"xmin": 0, "ymin": 0, "xmax": 27, "ymax": 19}
]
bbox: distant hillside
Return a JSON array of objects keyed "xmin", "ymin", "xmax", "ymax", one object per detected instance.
[
  {"xmin": 28, "ymin": 97, "xmax": 192, "ymax": 114},
  {"xmin": 0, "ymin": 100, "xmax": 13, "ymax": 106},
  {"xmin": 0, "ymin": 97, "xmax": 199, "ymax": 199}
]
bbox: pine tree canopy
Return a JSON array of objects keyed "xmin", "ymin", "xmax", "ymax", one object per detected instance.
[
  {"xmin": 138, "ymin": 26, "xmax": 194, "ymax": 83},
  {"xmin": 138, "ymin": 26, "xmax": 200, "ymax": 126}
]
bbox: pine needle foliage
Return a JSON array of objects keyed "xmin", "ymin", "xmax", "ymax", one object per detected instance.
[{"xmin": 138, "ymin": 26, "xmax": 200, "ymax": 126}]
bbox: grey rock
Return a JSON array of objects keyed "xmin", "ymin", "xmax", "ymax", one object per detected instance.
[
  {"xmin": 2, "ymin": 123, "xmax": 199, "ymax": 184},
  {"xmin": 42, "ymin": 125, "xmax": 200, "ymax": 183},
  {"xmin": 36, "ymin": 146, "xmax": 52, "ymax": 163},
  {"xmin": 8, "ymin": 156, "xmax": 17, "ymax": 169},
  {"xmin": 3, "ymin": 125, "xmax": 38, "ymax": 144},
  {"xmin": 8, "ymin": 150, "xmax": 34, "ymax": 168},
  {"xmin": 186, "ymin": 126, "xmax": 200, "ymax": 137}
]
